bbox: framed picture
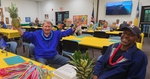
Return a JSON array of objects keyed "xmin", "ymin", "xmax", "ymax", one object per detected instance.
[
  {"xmin": 73, "ymin": 15, "xmax": 88, "ymax": 26},
  {"xmin": 45, "ymin": 14, "xmax": 49, "ymax": 19},
  {"xmin": 25, "ymin": 17, "xmax": 31, "ymax": 22}
]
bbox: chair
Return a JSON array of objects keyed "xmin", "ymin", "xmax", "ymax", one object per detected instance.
[
  {"xmin": 93, "ymin": 31, "xmax": 109, "ymax": 38},
  {"xmin": 6, "ymin": 41, "xmax": 17, "ymax": 53},
  {"xmin": 101, "ymin": 46, "xmax": 108, "ymax": 55},
  {"xmin": 62, "ymin": 40, "xmax": 79, "ymax": 57},
  {"xmin": 97, "ymin": 46, "xmax": 108, "ymax": 60},
  {"xmin": 23, "ymin": 43, "xmax": 35, "ymax": 59}
]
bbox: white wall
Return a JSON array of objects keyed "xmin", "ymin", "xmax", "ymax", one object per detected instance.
[
  {"xmin": 39, "ymin": 0, "xmax": 93, "ymax": 25},
  {"xmin": 1, "ymin": 0, "xmax": 38, "ymax": 24},
  {"xmin": 98, "ymin": 0, "xmax": 150, "ymax": 25}
]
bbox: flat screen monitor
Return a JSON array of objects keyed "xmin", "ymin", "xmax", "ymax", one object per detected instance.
[{"xmin": 106, "ymin": 1, "xmax": 132, "ymax": 15}]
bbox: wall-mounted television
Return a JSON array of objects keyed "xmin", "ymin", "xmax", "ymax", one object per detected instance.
[{"xmin": 106, "ymin": 1, "xmax": 132, "ymax": 15}]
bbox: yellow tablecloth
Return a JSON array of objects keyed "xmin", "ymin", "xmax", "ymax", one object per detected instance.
[
  {"xmin": 0, "ymin": 50, "xmax": 55, "ymax": 78},
  {"xmin": 82, "ymin": 30, "xmax": 122, "ymax": 35},
  {"xmin": 62, "ymin": 36, "xmax": 141, "ymax": 49},
  {"xmin": 0, "ymin": 29, "xmax": 20, "ymax": 39}
]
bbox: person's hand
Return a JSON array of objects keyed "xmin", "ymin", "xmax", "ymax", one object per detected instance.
[
  {"xmin": 72, "ymin": 21, "xmax": 82, "ymax": 31},
  {"xmin": 74, "ymin": 21, "xmax": 80, "ymax": 27}
]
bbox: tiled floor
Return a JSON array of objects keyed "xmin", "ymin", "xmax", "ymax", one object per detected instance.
[{"xmin": 142, "ymin": 38, "xmax": 150, "ymax": 79}]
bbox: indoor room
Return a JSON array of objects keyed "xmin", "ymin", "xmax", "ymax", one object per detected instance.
[{"xmin": 0, "ymin": 0, "xmax": 150, "ymax": 79}]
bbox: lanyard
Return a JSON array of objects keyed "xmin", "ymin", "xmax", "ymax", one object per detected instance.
[
  {"xmin": 41, "ymin": 30, "xmax": 53, "ymax": 40},
  {"xmin": 109, "ymin": 44, "xmax": 123, "ymax": 66}
]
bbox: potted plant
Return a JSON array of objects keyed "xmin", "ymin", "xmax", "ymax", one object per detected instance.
[{"xmin": 68, "ymin": 50, "xmax": 95, "ymax": 79}]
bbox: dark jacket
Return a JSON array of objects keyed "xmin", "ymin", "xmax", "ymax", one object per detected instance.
[{"xmin": 94, "ymin": 43, "xmax": 148, "ymax": 79}]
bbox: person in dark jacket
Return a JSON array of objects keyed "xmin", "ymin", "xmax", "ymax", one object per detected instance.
[
  {"xmin": 119, "ymin": 20, "xmax": 129, "ymax": 29},
  {"xmin": 14, "ymin": 20, "xmax": 80, "ymax": 66},
  {"xmin": 93, "ymin": 26, "xmax": 148, "ymax": 79}
]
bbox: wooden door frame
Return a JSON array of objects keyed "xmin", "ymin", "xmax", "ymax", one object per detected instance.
[{"xmin": 0, "ymin": 8, "xmax": 4, "ymax": 21}]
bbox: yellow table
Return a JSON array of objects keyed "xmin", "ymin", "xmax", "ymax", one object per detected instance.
[
  {"xmin": 0, "ymin": 50, "xmax": 55, "ymax": 78},
  {"xmin": 21, "ymin": 26, "xmax": 57, "ymax": 30},
  {"xmin": 62, "ymin": 36, "xmax": 141, "ymax": 49},
  {"xmin": 0, "ymin": 29, "xmax": 20, "ymax": 39},
  {"xmin": 82, "ymin": 30, "xmax": 122, "ymax": 35},
  {"xmin": 21, "ymin": 26, "xmax": 42, "ymax": 29}
]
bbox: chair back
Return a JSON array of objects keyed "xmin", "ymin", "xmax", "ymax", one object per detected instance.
[
  {"xmin": 93, "ymin": 31, "xmax": 109, "ymax": 38},
  {"xmin": 101, "ymin": 46, "xmax": 108, "ymax": 55},
  {"xmin": 62, "ymin": 40, "xmax": 79, "ymax": 53}
]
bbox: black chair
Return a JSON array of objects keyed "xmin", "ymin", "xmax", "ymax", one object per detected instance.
[
  {"xmin": 101, "ymin": 46, "xmax": 108, "ymax": 55},
  {"xmin": 62, "ymin": 40, "xmax": 79, "ymax": 57},
  {"xmin": 97, "ymin": 46, "xmax": 108, "ymax": 60},
  {"xmin": 93, "ymin": 31, "xmax": 109, "ymax": 38},
  {"xmin": 53, "ymin": 25, "xmax": 59, "ymax": 30}
]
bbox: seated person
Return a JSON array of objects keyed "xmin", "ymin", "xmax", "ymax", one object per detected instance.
[
  {"xmin": 88, "ymin": 22, "xmax": 94, "ymax": 30},
  {"xmin": 110, "ymin": 22, "xmax": 117, "ymax": 30},
  {"xmin": 14, "ymin": 20, "xmax": 80, "ymax": 66},
  {"xmin": 0, "ymin": 21, "xmax": 7, "ymax": 29},
  {"xmin": 120, "ymin": 20, "xmax": 130, "ymax": 30},
  {"xmin": 74, "ymin": 23, "xmax": 82, "ymax": 36},
  {"xmin": 93, "ymin": 26, "xmax": 148, "ymax": 79},
  {"xmin": 128, "ymin": 21, "xmax": 134, "ymax": 27},
  {"xmin": 115, "ymin": 19, "xmax": 121, "ymax": 29},
  {"xmin": 0, "ymin": 33, "xmax": 8, "ymax": 50},
  {"xmin": 101, "ymin": 22, "xmax": 110, "ymax": 31}
]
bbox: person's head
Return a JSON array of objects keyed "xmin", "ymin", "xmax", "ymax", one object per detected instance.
[
  {"xmin": 36, "ymin": 17, "xmax": 38, "ymax": 20},
  {"xmin": 120, "ymin": 26, "xmax": 141, "ymax": 47},
  {"xmin": 123, "ymin": 20, "xmax": 127, "ymax": 24},
  {"xmin": 128, "ymin": 21, "xmax": 132, "ymax": 25},
  {"xmin": 90, "ymin": 22, "xmax": 94, "ymax": 26},
  {"xmin": 42, "ymin": 20, "xmax": 53, "ymax": 35},
  {"xmin": 103, "ymin": 22, "xmax": 108, "ymax": 28},
  {"xmin": 116, "ymin": 19, "xmax": 119, "ymax": 24}
]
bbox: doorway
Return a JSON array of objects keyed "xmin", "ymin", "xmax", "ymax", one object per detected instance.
[
  {"xmin": 0, "ymin": 8, "xmax": 4, "ymax": 22},
  {"xmin": 140, "ymin": 6, "xmax": 150, "ymax": 37},
  {"xmin": 55, "ymin": 11, "xmax": 69, "ymax": 25}
]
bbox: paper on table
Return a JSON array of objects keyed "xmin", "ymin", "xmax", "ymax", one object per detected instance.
[
  {"xmin": 110, "ymin": 39, "xmax": 120, "ymax": 43},
  {"xmin": 71, "ymin": 39, "xmax": 81, "ymax": 42},
  {"xmin": 4, "ymin": 55, "xmax": 25, "ymax": 65}
]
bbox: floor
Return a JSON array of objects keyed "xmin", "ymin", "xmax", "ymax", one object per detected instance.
[{"xmin": 87, "ymin": 37, "xmax": 150, "ymax": 79}]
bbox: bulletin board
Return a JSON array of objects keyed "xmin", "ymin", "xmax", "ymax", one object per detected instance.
[{"xmin": 73, "ymin": 15, "xmax": 88, "ymax": 26}]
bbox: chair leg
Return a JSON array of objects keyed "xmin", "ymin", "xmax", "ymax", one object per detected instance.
[{"xmin": 92, "ymin": 49, "xmax": 94, "ymax": 58}]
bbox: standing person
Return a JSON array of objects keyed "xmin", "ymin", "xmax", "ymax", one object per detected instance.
[
  {"xmin": 14, "ymin": 20, "xmax": 80, "ymax": 66},
  {"xmin": 35, "ymin": 17, "xmax": 39, "ymax": 26},
  {"xmin": 93, "ymin": 26, "xmax": 148, "ymax": 79}
]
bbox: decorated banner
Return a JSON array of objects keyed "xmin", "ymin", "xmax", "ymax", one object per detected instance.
[{"xmin": 73, "ymin": 15, "xmax": 88, "ymax": 26}]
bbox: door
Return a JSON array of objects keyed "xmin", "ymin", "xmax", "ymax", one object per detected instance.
[
  {"xmin": 55, "ymin": 11, "xmax": 69, "ymax": 25},
  {"xmin": 140, "ymin": 6, "xmax": 150, "ymax": 37}
]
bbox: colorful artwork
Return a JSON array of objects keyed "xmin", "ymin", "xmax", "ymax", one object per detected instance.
[{"xmin": 73, "ymin": 15, "xmax": 88, "ymax": 26}]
